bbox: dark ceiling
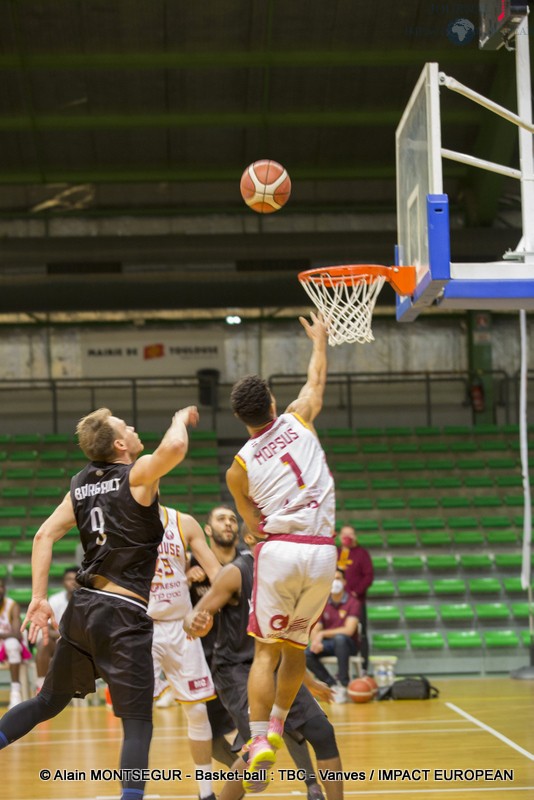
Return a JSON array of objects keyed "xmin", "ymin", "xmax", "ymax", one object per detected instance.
[{"xmin": 0, "ymin": 0, "xmax": 531, "ymax": 315}]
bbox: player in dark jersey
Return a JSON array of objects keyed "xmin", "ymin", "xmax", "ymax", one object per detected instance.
[
  {"xmin": 184, "ymin": 529, "xmax": 343, "ymax": 800},
  {"xmin": 0, "ymin": 405, "xmax": 199, "ymax": 800}
]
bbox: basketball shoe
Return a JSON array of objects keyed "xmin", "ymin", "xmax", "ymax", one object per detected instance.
[
  {"xmin": 242, "ymin": 736, "xmax": 276, "ymax": 793},
  {"xmin": 267, "ymin": 716, "xmax": 284, "ymax": 750}
]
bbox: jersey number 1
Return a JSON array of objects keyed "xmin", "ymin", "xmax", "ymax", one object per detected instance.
[{"xmin": 280, "ymin": 453, "xmax": 305, "ymax": 488}]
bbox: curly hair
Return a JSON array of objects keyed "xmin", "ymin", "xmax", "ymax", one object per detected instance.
[
  {"xmin": 75, "ymin": 407, "xmax": 118, "ymax": 462},
  {"xmin": 230, "ymin": 375, "xmax": 273, "ymax": 427}
]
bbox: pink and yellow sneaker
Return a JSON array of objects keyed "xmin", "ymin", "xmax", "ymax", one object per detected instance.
[
  {"xmin": 242, "ymin": 736, "xmax": 276, "ymax": 793},
  {"xmin": 267, "ymin": 716, "xmax": 284, "ymax": 750}
]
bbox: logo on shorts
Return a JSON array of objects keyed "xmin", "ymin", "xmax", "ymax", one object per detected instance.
[
  {"xmin": 189, "ymin": 676, "xmax": 209, "ymax": 692},
  {"xmin": 270, "ymin": 614, "xmax": 289, "ymax": 632}
]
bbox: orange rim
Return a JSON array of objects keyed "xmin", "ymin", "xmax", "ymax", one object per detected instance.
[{"xmin": 298, "ymin": 265, "xmax": 416, "ymax": 296}]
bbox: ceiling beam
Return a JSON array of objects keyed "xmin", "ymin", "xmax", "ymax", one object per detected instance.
[{"xmin": 0, "ymin": 49, "xmax": 501, "ymax": 71}]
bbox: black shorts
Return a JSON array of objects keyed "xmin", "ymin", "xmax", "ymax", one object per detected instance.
[
  {"xmin": 213, "ymin": 660, "xmax": 326, "ymax": 742},
  {"xmin": 42, "ymin": 587, "xmax": 154, "ymax": 721}
]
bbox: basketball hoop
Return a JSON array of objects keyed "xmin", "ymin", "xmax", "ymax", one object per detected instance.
[{"xmin": 298, "ymin": 265, "xmax": 416, "ymax": 346}]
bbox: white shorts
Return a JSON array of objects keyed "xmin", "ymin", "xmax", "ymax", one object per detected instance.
[
  {"xmin": 152, "ymin": 618, "xmax": 216, "ymax": 703},
  {"xmin": 248, "ymin": 535, "xmax": 337, "ymax": 648}
]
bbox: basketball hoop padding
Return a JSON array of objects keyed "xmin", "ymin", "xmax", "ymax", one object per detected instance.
[{"xmin": 298, "ymin": 265, "xmax": 416, "ymax": 346}]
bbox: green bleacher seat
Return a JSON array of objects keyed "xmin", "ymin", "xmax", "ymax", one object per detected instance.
[
  {"xmin": 0, "ymin": 526, "xmax": 22, "ymax": 540},
  {"xmin": 367, "ymin": 580, "xmax": 395, "ymax": 598},
  {"xmin": 396, "ymin": 459, "xmax": 426, "ymax": 472},
  {"xmin": 484, "ymin": 630, "xmax": 520, "ymax": 648},
  {"xmin": 503, "ymin": 494, "xmax": 524, "ymax": 507},
  {"xmin": 408, "ymin": 497, "xmax": 439, "ymax": 509},
  {"xmin": 390, "ymin": 442, "xmax": 419, "ymax": 454},
  {"xmin": 486, "ymin": 530, "xmax": 518, "ymax": 544},
  {"xmin": 361, "ymin": 443, "xmax": 388, "ymax": 454},
  {"xmin": 375, "ymin": 498, "xmax": 406, "ymax": 510},
  {"xmin": 414, "ymin": 517, "xmax": 446, "ymax": 531},
  {"xmin": 0, "ymin": 542, "xmax": 12, "ymax": 556},
  {"xmin": 463, "ymin": 475, "xmax": 494, "ymax": 488},
  {"xmin": 404, "ymin": 604, "xmax": 438, "ymax": 622},
  {"xmin": 410, "ymin": 632, "xmax": 445, "ymax": 649},
  {"xmin": 472, "ymin": 424, "xmax": 502, "ymax": 435},
  {"xmin": 330, "ymin": 444, "xmax": 359, "ymax": 456},
  {"xmin": 367, "ymin": 460, "xmax": 395, "ymax": 472},
  {"xmin": 459, "ymin": 554, "xmax": 492, "ymax": 570},
  {"xmin": 521, "ymin": 630, "xmax": 532, "ymax": 645},
  {"xmin": 189, "ymin": 448, "xmax": 218, "ymax": 459},
  {"xmin": 402, "ymin": 477, "xmax": 432, "ymax": 489},
  {"xmin": 480, "ymin": 515, "xmax": 511, "ymax": 529},
  {"xmin": 443, "ymin": 425, "xmax": 472, "ymax": 436},
  {"xmin": 5, "ymin": 469, "xmax": 34, "ymax": 480},
  {"xmin": 425, "ymin": 458, "xmax": 455, "ymax": 471},
  {"xmin": 0, "ymin": 435, "xmax": 10, "ymax": 444},
  {"xmin": 42, "ymin": 433, "xmax": 72, "ymax": 444},
  {"xmin": 344, "ymin": 498, "xmax": 373, "ymax": 511},
  {"xmin": 452, "ymin": 531, "xmax": 485, "ymax": 546},
  {"xmin": 370, "ymin": 478, "xmax": 400, "ymax": 490},
  {"xmin": 386, "ymin": 533, "xmax": 418, "ymax": 548},
  {"xmin": 0, "ymin": 506, "xmax": 26, "ymax": 519},
  {"xmin": 356, "ymin": 533, "xmax": 383, "ymax": 548},
  {"xmin": 14, "ymin": 541, "xmax": 33, "ymax": 555},
  {"xmin": 391, "ymin": 556, "xmax": 424, "ymax": 571},
  {"xmin": 12, "ymin": 434, "xmax": 41, "ymax": 445},
  {"xmin": 456, "ymin": 459, "xmax": 485, "ymax": 470},
  {"xmin": 414, "ymin": 426, "xmax": 441, "ymax": 436},
  {"xmin": 475, "ymin": 603, "xmax": 510, "ymax": 620},
  {"xmin": 419, "ymin": 441, "xmax": 448, "ymax": 453},
  {"xmin": 496, "ymin": 475, "xmax": 522, "ymax": 488},
  {"xmin": 367, "ymin": 605, "xmax": 401, "ymax": 623},
  {"xmin": 441, "ymin": 496, "xmax": 471, "ymax": 509},
  {"xmin": 191, "ymin": 503, "xmax": 215, "ymax": 516},
  {"xmin": 432, "ymin": 476, "xmax": 462, "ymax": 489},
  {"xmin": 419, "ymin": 531, "xmax": 452, "ymax": 546},
  {"xmin": 511, "ymin": 602, "xmax": 534, "ymax": 619},
  {"xmin": 433, "ymin": 578, "xmax": 467, "ymax": 595},
  {"xmin": 338, "ymin": 479, "xmax": 368, "ymax": 491},
  {"xmin": 382, "ymin": 518, "xmax": 413, "ymax": 531},
  {"xmin": 469, "ymin": 577, "xmax": 501, "ymax": 594},
  {"xmin": 479, "ymin": 439, "xmax": 508, "ymax": 451},
  {"xmin": 189, "ymin": 431, "xmax": 217, "ymax": 441},
  {"xmin": 371, "ymin": 556, "xmax": 389, "ymax": 571},
  {"xmin": 494, "ymin": 553, "xmax": 522, "ymax": 570},
  {"xmin": 356, "ymin": 428, "xmax": 383, "ymax": 437},
  {"xmin": 40, "ymin": 450, "xmax": 68, "ymax": 461},
  {"xmin": 1, "ymin": 487, "xmax": 30, "ymax": 498},
  {"xmin": 190, "ymin": 465, "xmax": 219, "ymax": 476},
  {"xmin": 326, "ymin": 427, "xmax": 354, "ymax": 438},
  {"xmin": 448, "ymin": 516, "xmax": 479, "ymax": 530},
  {"xmin": 35, "ymin": 467, "xmax": 66, "ymax": 480},
  {"xmin": 397, "ymin": 579, "xmax": 430, "ymax": 596},
  {"xmin": 448, "ymin": 631, "xmax": 483, "ymax": 649},
  {"xmin": 49, "ymin": 564, "xmax": 69, "ymax": 578},
  {"xmin": 160, "ymin": 484, "xmax": 188, "ymax": 496},
  {"xmin": 487, "ymin": 457, "xmax": 518, "ymax": 470},
  {"xmin": 10, "ymin": 450, "xmax": 39, "ymax": 462},
  {"xmin": 29, "ymin": 505, "xmax": 58, "ymax": 518},
  {"xmin": 11, "ymin": 564, "xmax": 32, "ymax": 580},
  {"xmin": 426, "ymin": 554, "xmax": 458, "ymax": 571},
  {"xmin": 503, "ymin": 577, "xmax": 528, "ymax": 593},
  {"xmin": 0, "ymin": 565, "xmax": 7, "ymax": 578},
  {"xmin": 8, "ymin": 588, "xmax": 32, "ymax": 605},
  {"xmin": 440, "ymin": 603, "xmax": 475, "ymax": 621},
  {"xmin": 32, "ymin": 486, "xmax": 63, "ymax": 498},
  {"xmin": 351, "ymin": 519, "xmax": 379, "ymax": 531},
  {"xmin": 335, "ymin": 463, "xmax": 365, "ymax": 473},
  {"xmin": 472, "ymin": 496, "xmax": 502, "ymax": 508},
  {"xmin": 372, "ymin": 633, "xmax": 407, "ymax": 650},
  {"xmin": 191, "ymin": 484, "xmax": 221, "ymax": 496},
  {"xmin": 166, "ymin": 466, "xmax": 189, "ymax": 478},
  {"xmin": 385, "ymin": 427, "xmax": 413, "ymax": 436}
]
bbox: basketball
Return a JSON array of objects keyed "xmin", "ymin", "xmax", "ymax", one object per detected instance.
[
  {"xmin": 348, "ymin": 677, "xmax": 377, "ymax": 704},
  {"xmin": 240, "ymin": 159, "xmax": 291, "ymax": 213}
]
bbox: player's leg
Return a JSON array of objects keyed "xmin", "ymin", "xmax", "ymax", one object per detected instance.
[
  {"xmin": 183, "ymin": 702, "xmax": 216, "ymax": 800},
  {"xmin": 298, "ymin": 713, "xmax": 343, "ymax": 800},
  {"xmin": 284, "ymin": 734, "xmax": 326, "ymax": 800},
  {"xmin": 0, "ymin": 691, "xmax": 72, "ymax": 747}
]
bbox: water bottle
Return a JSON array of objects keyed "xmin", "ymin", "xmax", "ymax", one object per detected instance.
[
  {"xmin": 386, "ymin": 663, "xmax": 395, "ymax": 686},
  {"xmin": 375, "ymin": 663, "xmax": 388, "ymax": 687}
]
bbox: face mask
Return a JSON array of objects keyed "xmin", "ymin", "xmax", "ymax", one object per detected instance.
[
  {"xmin": 340, "ymin": 535, "xmax": 354, "ymax": 548},
  {"xmin": 331, "ymin": 580, "xmax": 344, "ymax": 595}
]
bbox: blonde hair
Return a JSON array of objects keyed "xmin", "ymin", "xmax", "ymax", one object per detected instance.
[{"xmin": 76, "ymin": 407, "xmax": 118, "ymax": 462}]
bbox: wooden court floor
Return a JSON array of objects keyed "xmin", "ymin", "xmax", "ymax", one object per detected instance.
[{"xmin": 1, "ymin": 677, "xmax": 534, "ymax": 800}]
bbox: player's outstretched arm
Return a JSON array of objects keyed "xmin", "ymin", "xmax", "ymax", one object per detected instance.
[
  {"xmin": 286, "ymin": 311, "xmax": 328, "ymax": 424},
  {"xmin": 23, "ymin": 492, "xmax": 76, "ymax": 645},
  {"xmin": 181, "ymin": 512, "xmax": 221, "ymax": 584},
  {"xmin": 183, "ymin": 562, "xmax": 242, "ymax": 637},
  {"xmin": 130, "ymin": 406, "xmax": 199, "ymax": 487}
]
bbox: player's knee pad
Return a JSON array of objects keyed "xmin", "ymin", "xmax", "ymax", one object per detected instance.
[
  {"xmin": 184, "ymin": 702, "xmax": 212, "ymax": 741},
  {"xmin": 300, "ymin": 714, "xmax": 339, "ymax": 761},
  {"xmin": 4, "ymin": 638, "xmax": 22, "ymax": 665}
]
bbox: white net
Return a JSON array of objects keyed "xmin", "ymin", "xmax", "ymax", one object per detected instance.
[{"xmin": 299, "ymin": 270, "xmax": 386, "ymax": 346}]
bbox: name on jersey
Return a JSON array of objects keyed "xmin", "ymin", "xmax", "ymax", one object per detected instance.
[
  {"xmin": 254, "ymin": 427, "xmax": 299, "ymax": 465},
  {"xmin": 158, "ymin": 541, "xmax": 182, "ymax": 557},
  {"xmin": 73, "ymin": 478, "xmax": 121, "ymax": 500}
]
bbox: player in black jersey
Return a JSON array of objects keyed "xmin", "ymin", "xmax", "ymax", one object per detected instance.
[
  {"xmin": 0, "ymin": 405, "xmax": 199, "ymax": 800},
  {"xmin": 184, "ymin": 529, "xmax": 344, "ymax": 800}
]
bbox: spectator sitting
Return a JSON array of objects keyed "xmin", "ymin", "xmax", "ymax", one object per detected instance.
[
  {"xmin": 0, "ymin": 579, "xmax": 32, "ymax": 709},
  {"xmin": 336, "ymin": 524, "xmax": 374, "ymax": 672},
  {"xmin": 305, "ymin": 569, "xmax": 361, "ymax": 704},
  {"xmin": 35, "ymin": 567, "xmax": 78, "ymax": 693}
]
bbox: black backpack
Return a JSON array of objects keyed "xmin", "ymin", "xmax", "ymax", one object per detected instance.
[{"xmin": 377, "ymin": 675, "xmax": 439, "ymax": 700}]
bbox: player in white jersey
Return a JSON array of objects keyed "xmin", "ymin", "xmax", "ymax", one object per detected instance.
[
  {"xmin": 148, "ymin": 506, "xmax": 221, "ymax": 800},
  {"xmin": 0, "ymin": 580, "xmax": 32, "ymax": 709},
  {"xmin": 226, "ymin": 312, "xmax": 337, "ymax": 793}
]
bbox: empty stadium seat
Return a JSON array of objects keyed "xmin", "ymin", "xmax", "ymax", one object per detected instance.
[
  {"xmin": 410, "ymin": 632, "xmax": 445, "ymax": 649},
  {"xmin": 483, "ymin": 630, "xmax": 520, "ymax": 648},
  {"xmin": 440, "ymin": 603, "xmax": 475, "ymax": 622},
  {"xmin": 447, "ymin": 631, "xmax": 483, "ymax": 649},
  {"xmin": 368, "ymin": 605, "xmax": 401, "ymax": 623},
  {"xmin": 475, "ymin": 603, "xmax": 510, "ymax": 620},
  {"xmin": 372, "ymin": 633, "xmax": 407, "ymax": 651},
  {"xmin": 404, "ymin": 604, "xmax": 438, "ymax": 622},
  {"xmin": 426, "ymin": 554, "xmax": 458, "ymax": 571}
]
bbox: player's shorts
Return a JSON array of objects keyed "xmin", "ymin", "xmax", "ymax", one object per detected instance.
[
  {"xmin": 213, "ymin": 659, "xmax": 326, "ymax": 743},
  {"xmin": 248, "ymin": 535, "xmax": 337, "ymax": 647},
  {"xmin": 0, "ymin": 639, "xmax": 32, "ymax": 662},
  {"xmin": 41, "ymin": 587, "xmax": 155, "ymax": 721},
  {"xmin": 152, "ymin": 618, "xmax": 216, "ymax": 704}
]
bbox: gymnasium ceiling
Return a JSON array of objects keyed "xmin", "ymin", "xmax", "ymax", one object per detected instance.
[{"xmin": 0, "ymin": 0, "xmax": 532, "ymax": 319}]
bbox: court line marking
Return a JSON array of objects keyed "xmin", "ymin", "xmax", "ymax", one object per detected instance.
[{"xmin": 447, "ymin": 702, "xmax": 534, "ymax": 762}]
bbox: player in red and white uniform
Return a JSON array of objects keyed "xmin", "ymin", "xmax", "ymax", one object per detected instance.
[
  {"xmin": 226, "ymin": 312, "xmax": 337, "ymax": 792},
  {"xmin": 149, "ymin": 505, "xmax": 220, "ymax": 800}
]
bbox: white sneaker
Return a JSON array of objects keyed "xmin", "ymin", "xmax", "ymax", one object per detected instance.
[
  {"xmin": 155, "ymin": 686, "xmax": 175, "ymax": 708},
  {"xmin": 332, "ymin": 684, "xmax": 348, "ymax": 704},
  {"xmin": 8, "ymin": 687, "xmax": 22, "ymax": 710}
]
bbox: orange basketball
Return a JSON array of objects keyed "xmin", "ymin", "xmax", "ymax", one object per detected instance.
[
  {"xmin": 240, "ymin": 159, "xmax": 291, "ymax": 213},
  {"xmin": 348, "ymin": 676, "xmax": 376, "ymax": 704}
]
